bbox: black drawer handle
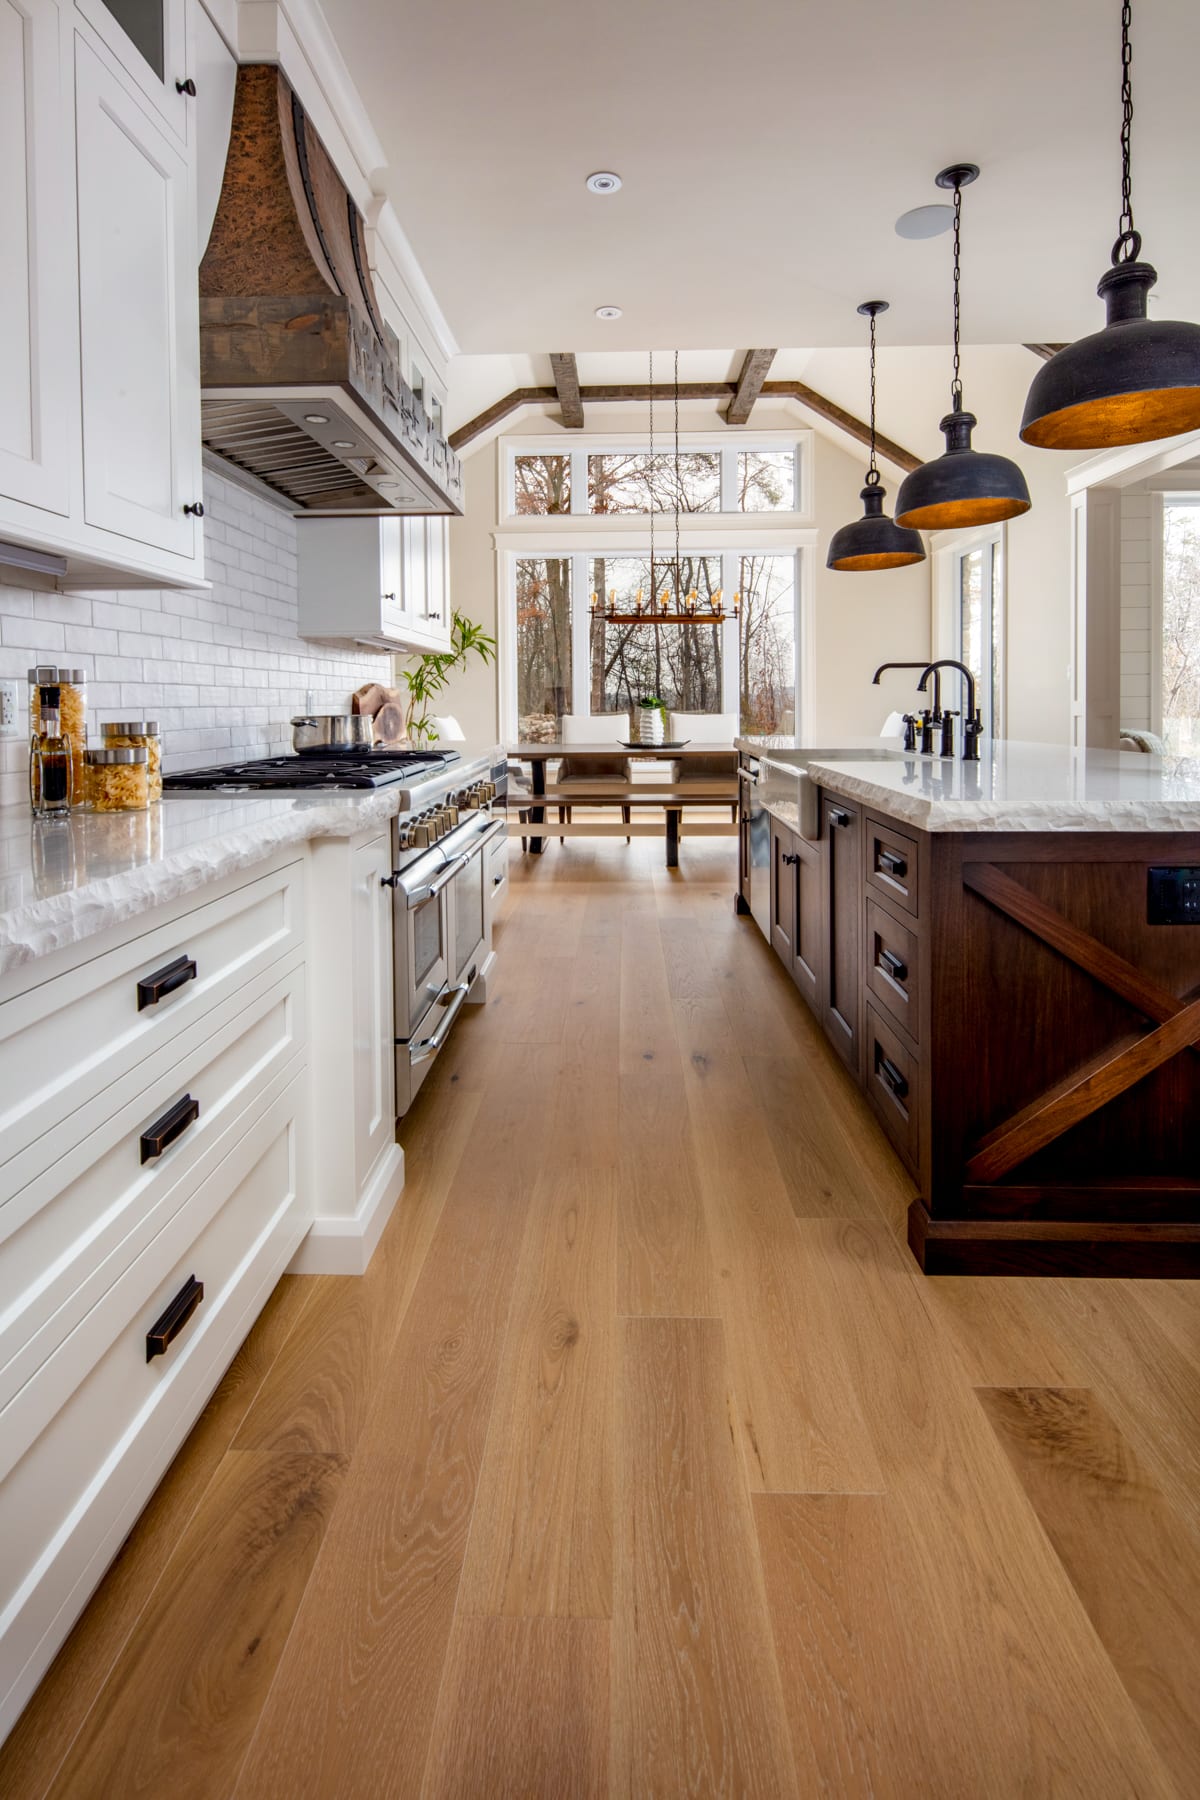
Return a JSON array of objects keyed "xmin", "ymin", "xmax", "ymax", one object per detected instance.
[
  {"xmin": 146, "ymin": 1274, "xmax": 204, "ymax": 1362},
  {"xmin": 781, "ymin": 852, "xmax": 800, "ymax": 866},
  {"xmin": 878, "ymin": 848, "xmax": 908, "ymax": 878},
  {"xmin": 137, "ymin": 954, "xmax": 197, "ymax": 1011},
  {"xmin": 828, "ymin": 807, "xmax": 851, "ymax": 828},
  {"xmin": 877, "ymin": 1055, "xmax": 909, "ymax": 1100},
  {"xmin": 140, "ymin": 1094, "xmax": 200, "ymax": 1164},
  {"xmin": 879, "ymin": 948, "xmax": 908, "ymax": 983}
]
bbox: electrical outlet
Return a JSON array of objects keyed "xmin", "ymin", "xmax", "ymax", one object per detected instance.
[{"xmin": 0, "ymin": 680, "xmax": 19, "ymax": 737}]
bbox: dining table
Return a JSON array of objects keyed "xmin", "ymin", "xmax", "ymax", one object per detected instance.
[{"xmin": 507, "ymin": 741, "xmax": 738, "ymax": 863}]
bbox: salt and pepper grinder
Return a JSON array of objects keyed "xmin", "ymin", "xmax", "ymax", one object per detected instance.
[{"xmin": 30, "ymin": 685, "xmax": 72, "ymax": 817}]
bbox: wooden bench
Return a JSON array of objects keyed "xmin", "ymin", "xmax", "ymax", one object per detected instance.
[{"xmin": 507, "ymin": 782, "xmax": 738, "ymax": 867}]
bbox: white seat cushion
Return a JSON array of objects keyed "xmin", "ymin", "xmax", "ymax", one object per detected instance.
[{"xmin": 561, "ymin": 713, "xmax": 630, "ymax": 746}]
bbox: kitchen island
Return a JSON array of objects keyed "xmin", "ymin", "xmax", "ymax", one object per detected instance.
[{"xmin": 738, "ymin": 737, "xmax": 1200, "ymax": 1275}]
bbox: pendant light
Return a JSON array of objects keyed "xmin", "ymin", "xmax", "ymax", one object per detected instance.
[
  {"xmin": 1020, "ymin": 1, "xmax": 1200, "ymax": 449},
  {"xmin": 894, "ymin": 166, "xmax": 1032, "ymax": 531},
  {"xmin": 827, "ymin": 302, "xmax": 926, "ymax": 572}
]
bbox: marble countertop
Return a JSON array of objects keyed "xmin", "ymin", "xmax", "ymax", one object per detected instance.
[
  {"xmin": 0, "ymin": 790, "xmax": 403, "ymax": 977},
  {"xmin": 761, "ymin": 739, "xmax": 1200, "ymax": 834}
]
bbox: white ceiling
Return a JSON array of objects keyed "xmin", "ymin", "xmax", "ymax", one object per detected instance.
[{"xmin": 324, "ymin": 0, "xmax": 1200, "ymax": 354}]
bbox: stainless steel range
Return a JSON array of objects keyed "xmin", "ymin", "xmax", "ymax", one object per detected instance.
[{"xmin": 164, "ymin": 746, "xmax": 508, "ymax": 1114}]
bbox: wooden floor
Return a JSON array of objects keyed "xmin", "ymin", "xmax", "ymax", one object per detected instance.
[{"xmin": 4, "ymin": 838, "xmax": 1200, "ymax": 1798}]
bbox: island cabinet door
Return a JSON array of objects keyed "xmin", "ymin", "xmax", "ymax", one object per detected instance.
[
  {"xmin": 791, "ymin": 836, "xmax": 822, "ymax": 1015},
  {"xmin": 821, "ymin": 794, "xmax": 862, "ymax": 1076},
  {"xmin": 770, "ymin": 820, "xmax": 796, "ymax": 962}
]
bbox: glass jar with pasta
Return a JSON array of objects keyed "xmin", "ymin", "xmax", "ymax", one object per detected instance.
[
  {"xmin": 101, "ymin": 721, "xmax": 162, "ymax": 802},
  {"xmin": 29, "ymin": 666, "xmax": 88, "ymax": 804},
  {"xmin": 86, "ymin": 746, "xmax": 149, "ymax": 811}
]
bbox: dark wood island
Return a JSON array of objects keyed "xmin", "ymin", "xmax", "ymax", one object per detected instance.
[{"xmin": 738, "ymin": 738, "xmax": 1200, "ymax": 1276}]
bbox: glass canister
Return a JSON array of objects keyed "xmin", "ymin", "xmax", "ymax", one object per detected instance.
[
  {"xmin": 86, "ymin": 746, "xmax": 150, "ymax": 811},
  {"xmin": 101, "ymin": 720, "xmax": 162, "ymax": 802},
  {"xmin": 28, "ymin": 665, "xmax": 88, "ymax": 804}
]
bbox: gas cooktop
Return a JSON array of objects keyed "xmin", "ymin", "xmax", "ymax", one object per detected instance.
[{"xmin": 163, "ymin": 749, "xmax": 460, "ymax": 791}]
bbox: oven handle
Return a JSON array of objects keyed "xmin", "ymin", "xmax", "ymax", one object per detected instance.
[
  {"xmin": 409, "ymin": 982, "xmax": 470, "ymax": 1064},
  {"xmin": 406, "ymin": 853, "xmax": 471, "ymax": 909}
]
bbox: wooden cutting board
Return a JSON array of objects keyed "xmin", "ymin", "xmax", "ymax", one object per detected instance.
[{"xmin": 353, "ymin": 683, "xmax": 408, "ymax": 746}]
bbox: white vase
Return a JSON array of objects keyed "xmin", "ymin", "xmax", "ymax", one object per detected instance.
[{"xmin": 637, "ymin": 707, "xmax": 664, "ymax": 746}]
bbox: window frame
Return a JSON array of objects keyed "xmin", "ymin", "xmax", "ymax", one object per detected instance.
[
  {"xmin": 1157, "ymin": 489, "xmax": 1200, "ymax": 749},
  {"xmin": 500, "ymin": 430, "xmax": 814, "ymax": 523},
  {"xmin": 932, "ymin": 522, "xmax": 1007, "ymax": 742}
]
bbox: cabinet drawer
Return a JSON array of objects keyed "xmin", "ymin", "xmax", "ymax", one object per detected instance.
[
  {"xmin": 0, "ymin": 959, "xmax": 305, "ymax": 1422},
  {"xmin": 865, "ymin": 899, "xmax": 921, "ymax": 1044},
  {"xmin": 0, "ymin": 860, "xmax": 304, "ymax": 1194},
  {"xmin": 487, "ymin": 832, "xmax": 509, "ymax": 907},
  {"xmin": 864, "ymin": 1003, "xmax": 919, "ymax": 1174},
  {"xmin": 0, "ymin": 1079, "xmax": 308, "ymax": 1733},
  {"xmin": 865, "ymin": 817, "xmax": 919, "ymax": 918}
]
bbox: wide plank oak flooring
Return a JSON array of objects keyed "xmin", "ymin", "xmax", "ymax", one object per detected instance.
[{"xmin": 2, "ymin": 837, "xmax": 1198, "ymax": 1798}]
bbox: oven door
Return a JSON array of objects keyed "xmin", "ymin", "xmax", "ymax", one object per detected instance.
[
  {"xmin": 390, "ymin": 846, "xmax": 453, "ymax": 1041},
  {"xmin": 448, "ymin": 816, "xmax": 507, "ymax": 988}
]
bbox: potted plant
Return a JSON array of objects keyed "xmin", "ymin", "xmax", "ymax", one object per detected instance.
[
  {"xmin": 636, "ymin": 694, "xmax": 667, "ymax": 746},
  {"xmin": 398, "ymin": 611, "xmax": 497, "ymax": 744}
]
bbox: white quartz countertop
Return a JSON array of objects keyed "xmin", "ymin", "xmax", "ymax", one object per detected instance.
[
  {"xmin": 759, "ymin": 739, "xmax": 1200, "ymax": 834},
  {"xmin": 0, "ymin": 790, "xmax": 403, "ymax": 977}
]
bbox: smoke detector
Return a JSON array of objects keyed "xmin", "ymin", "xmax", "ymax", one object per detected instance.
[{"xmin": 595, "ymin": 305, "xmax": 623, "ymax": 321}]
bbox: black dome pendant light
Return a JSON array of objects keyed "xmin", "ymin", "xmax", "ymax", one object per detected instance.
[
  {"xmin": 827, "ymin": 301, "xmax": 926, "ymax": 572},
  {"xmin": 1021, "ymin": 1, "xmax": 1200, "ymax": 450},
  {"xmin": 895, "ymin": 165, "xmax": 1032, "ymax": 531}
]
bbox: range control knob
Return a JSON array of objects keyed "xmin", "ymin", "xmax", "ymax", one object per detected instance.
[
  {"xmin": 443, "ymin": 804, "xmax": 459, "ymax": 828},
  {"xmin": 411, "ymin": 822, "xmax": 433, "ymax": 849}
]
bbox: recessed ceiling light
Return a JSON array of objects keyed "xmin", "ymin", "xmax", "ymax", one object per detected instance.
[
  {"xmin": 586, "ymin": 171, "xmax": 622, "ymax": 195},
  {"xmin": 332, "ymin": 440, "xmax": 355, "ymax": 449},
  {"xmin": 595, "ymin": 305, "xmax": 623, "ymax": 321},
  {"xmin": 304, "ymin": 413, "xmax": 330, "ymax": 424},
  {"xmin": 895, "ymin": 204, "xmax": 954, "ymax": 240}
]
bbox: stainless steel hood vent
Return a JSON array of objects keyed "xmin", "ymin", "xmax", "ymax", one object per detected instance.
[{"xmin": 199, "ymin": 66, "xmax": 462, "ymax": 517}]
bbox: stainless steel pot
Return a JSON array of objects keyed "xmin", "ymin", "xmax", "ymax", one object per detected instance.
[{"xmin": 290, "ymin": 714, "xmax": 374, "ymax": 753}]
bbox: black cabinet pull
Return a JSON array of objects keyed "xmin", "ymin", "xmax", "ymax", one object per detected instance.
[
  {"xmin": 140, "ymin": 1094, "xmax": 200, "ymax": 1164},
  {"xmin": 183, "ymin": 501, "xmax": 205, "ymax": 517},
  {"xmin": 828, "ymin": 807, "xmax": 851, "ymax": 829},
  {"xmin": 878, "ymin": 848, "xmax": 908, "ymax": 878},
  {"xmin": 136, "ymin": 953, "xmax": 197, "ymax": 1011},
  {"xmin": 175, "ymin": 76, "xmax": 197, "ymax": 95},
  {"xmin": 781, "ymin": 851, "xmax": 800, "ymax": 866},
  {"xmin": 877, "ymin": 1055, "xmax": 909, "ymax": 1100},
  {"xmin": 879, "ymin": 948, "xmax": 908, "ymax": 983},
  {"xmin": 146, "ymin": 1275, "xmax": 204, "ymax": 1362}
]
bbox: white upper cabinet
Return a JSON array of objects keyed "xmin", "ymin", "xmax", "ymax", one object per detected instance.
[
  {"xmin": 75, "ymin": 31, "xmax": 201, "ymax": 560},
  {"xmin": 74, "ymin": 0, "xmax": 189, "ymax": 141},
  {"xmin": 0, "ymin": 0, "xmax": 71, "ymax": 516},
  {"xmin": 297, "ymin": 515, "xmax": 453, "ymax": 652}
]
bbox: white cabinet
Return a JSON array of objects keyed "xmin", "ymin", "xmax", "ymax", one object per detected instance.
[
  {"xmin": 75, "ymin": 0, "xmax": 189, "ymax": 140},
  {"xmin": 75, "ymin": 32, "xmax": 201, "ymax": 560},
  {"xmin": 297, "ymin": 514, "xmax": 453, "ymax": 651},
  {"xmin": 0, "ymin": 0, "xmax": 71, "ymax": 516}
]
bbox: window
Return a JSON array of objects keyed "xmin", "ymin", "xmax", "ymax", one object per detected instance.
[
  {"xmin": 738, "ymin": 555, "xmax": 797, "ymax": 734},
  {"xmin": 515, "ymin": 557, "xmax": 572, "ymax": 741},
  {"xmin": 588, "ymin": 554, "xmax": 724, "ymax": 716},
  {"xmin": 1162, "ymin": 496, "xmax": 1200, "ymax": 754},
  {"xmin": 505, "ymin": 435, "xmax": 807, "ymax": 518}
]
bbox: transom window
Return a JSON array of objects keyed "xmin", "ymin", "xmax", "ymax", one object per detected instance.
[{"xmin": 506, "ymin": 434, "xmax": 806, "ymax": 520}]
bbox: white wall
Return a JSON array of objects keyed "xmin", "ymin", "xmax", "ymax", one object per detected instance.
[
  {"xmin": 0, "ymin": 471, "xmax": 390, "ymax": 807},
  {"xmin": 436, "ymin": 400, "xmax": 932, "ymax": 752}
]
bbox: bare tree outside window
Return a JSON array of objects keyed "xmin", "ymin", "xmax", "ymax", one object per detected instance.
[
  {"xmin": 738, "ymin": 451, "xmax": 795, "ymax": 511},
  {"xmin": 589, "ymin": 554, "xmax": 723, "ymax": 715},
  {"xmin": 1163, "ymin": 498, "xmax": 1200, "ymax": 758},
  {"xmin": 739, "ymin": 554, "xmax": 796, "ymax": 734},
  {"xmin": 516, "ymin": 557, "xmax": 571, "ymax": 740},
  {"xmin": 588, "ymin": 453, "xmax": 720, "ymax": 515},
  {"xmin": 514, "ymin": 454, "xmax": 571, "ymax": 514}
]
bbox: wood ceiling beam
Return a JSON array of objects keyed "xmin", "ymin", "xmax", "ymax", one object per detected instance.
[
  {"xmin": 550, "ymin": 353, "xmax": 584, "ymax": 429},
  {"xmin": 1023, "ymin": 343, "xmax": 1069, "ymax": 361},
  {"xmin": 726, "ymin": 349, "xmax": 777, "ymax": 424},
  {"xmin": 449, "ymin": 380, "xmax": 920, "ymax": 472}
]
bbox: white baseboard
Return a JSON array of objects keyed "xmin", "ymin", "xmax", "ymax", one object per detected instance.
[{"xmin": 288, "ymin": 1142, "xmax": 405, "ymax": 1275}]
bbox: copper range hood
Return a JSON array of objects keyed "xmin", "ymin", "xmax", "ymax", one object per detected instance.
[{"xmin": 199, "ymin": 66, "xmax": 462, "ymax": 517}]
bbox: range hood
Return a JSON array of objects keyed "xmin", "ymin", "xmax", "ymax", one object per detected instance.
[{"xmin": 199, "ymin": 66, "xmax": 462, "ymax": 517}]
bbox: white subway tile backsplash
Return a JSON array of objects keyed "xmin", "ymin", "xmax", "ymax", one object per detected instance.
[{"xmin": 0, "ymin": 472, "xmax": 387, "ymax": 782}]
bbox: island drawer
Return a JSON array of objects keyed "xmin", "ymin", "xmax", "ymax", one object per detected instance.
[
  {"xmin": 865, "ymin": 899, "xmax": 921, "ymax": 1043},
  {"xmin": 864, "ymin": 1002, "xmax": 919, "ymax": 1174},
  {"xmin": 865, "ymin": 817, "xmax": 919, "ymax": 919},
  {"xmin": 0, "ymin": 859, "xmax": 304, "ymax": 1196},
  {"xmin": 0, "ymin": 958, "xmax": 306, "ymax": 1423},
  {"xmin": 0, "ymin": 1077, "xmax": 309, "ymax": 1739}
]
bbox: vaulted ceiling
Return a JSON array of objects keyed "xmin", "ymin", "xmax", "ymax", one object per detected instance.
[{"xmin": 322, "ymin": 0, "xmax": 1200, "ymax": 353}]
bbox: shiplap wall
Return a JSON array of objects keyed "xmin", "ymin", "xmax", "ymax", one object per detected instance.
[
  {"xmin": 0, "ymin": 472, "xmax": 389, "ymax": 807},
  {"xmin": 1119, "ymin": 490, "xmax": 1155, "ymax": 735}
]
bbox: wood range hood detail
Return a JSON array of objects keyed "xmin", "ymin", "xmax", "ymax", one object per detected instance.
[{"xmin": 199, "ymin": 65, "xmax": 462, "ymax": 517}]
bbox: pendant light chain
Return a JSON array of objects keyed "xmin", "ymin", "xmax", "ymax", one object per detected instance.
[
  {"xmin": 866, "ymin": 308, "xmax": 880, "ymax": 485},
  {"xmin": 1116, "ymin": 0, "xmax": 1139, "ymax": 261},
  {"xmin": 673, "ymin": 349, "xmax": 682, "ymax": 607},
  {"xmin": 648, "ymin": 349, "xmax": 655, "ymax": 603},
  {"xmin": 951, "ymin": 179, "xmax": 964, "ymax": 411}
]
